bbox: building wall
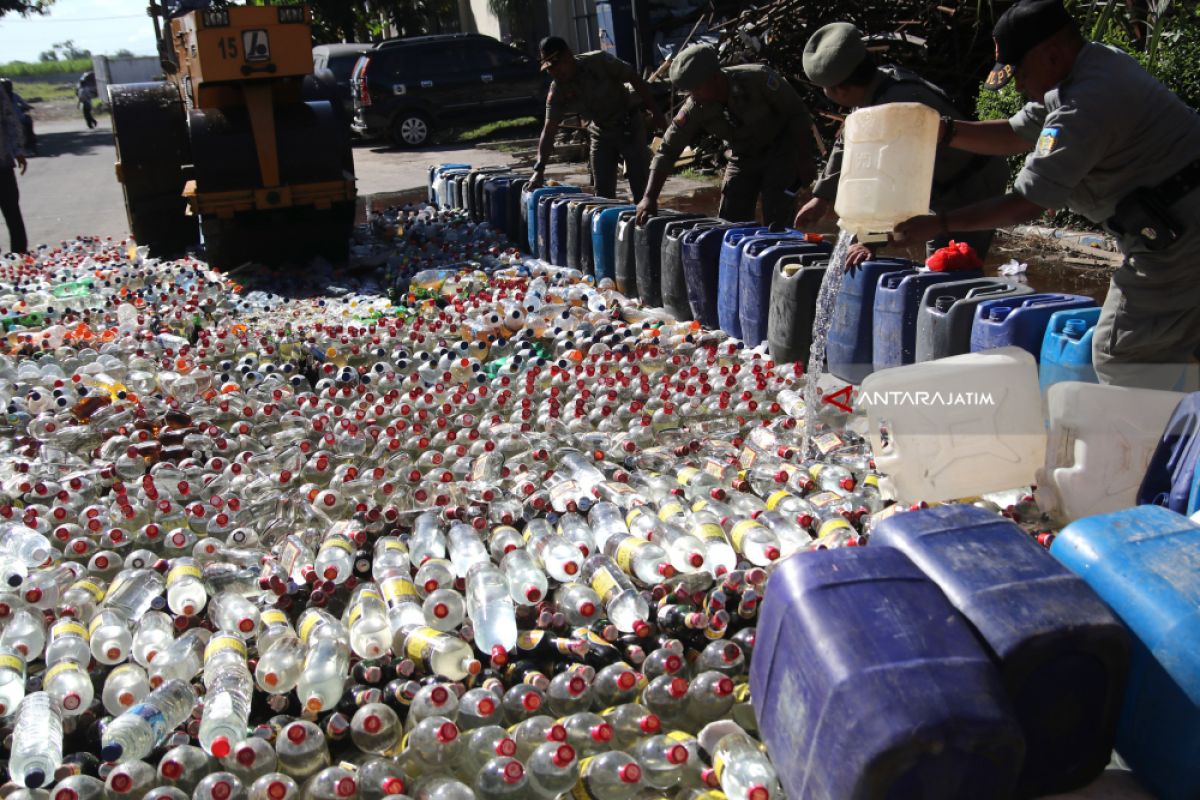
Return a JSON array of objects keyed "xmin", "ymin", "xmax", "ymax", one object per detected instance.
[{"xmin": 460, "ymin": 0, "xmax": 505, "ymax": 40}]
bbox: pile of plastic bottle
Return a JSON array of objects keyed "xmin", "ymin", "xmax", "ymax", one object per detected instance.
[{"xmin": 0, "ymin": 209, "xmax": 1037, "ymax": 800}]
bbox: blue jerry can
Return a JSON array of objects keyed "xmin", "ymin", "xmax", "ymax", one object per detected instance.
[
  {"xmin": 752, "ymin": 546, "xmax": 1025, "ymax": 800},
  {"xmin": 1052, "ymin": 505, "xmax": 1200, "ymax": 800},
  {"xmin": 683, "ymin": 223, "xmax": 759, "ymax": 329},
  {"xmin": 715, "ymin": 228, "xmax": 773, "ymax": 337},
  {"xmin": 970, "ymin": 293, "xmax": 1096, "ymax": 361},
  {"xmin": 872, "ymin": 505, "xmax": 1130, "ymax": 796},
  {"xmin": 872, "ymin": 269, "xmax": 982, "ymax": 371},
  {"xmin": 549, "ymin": 194, "xmax": 591, "ymax": 267},
  {"xmin": 591, "ymin": 205, "xmax": 637, "ymax": 283},
  {"xmin": 524, "ymin": 186, "xmax": 580, "ymax": 259},
  {"xmin": 1040, "ymin": 307, "xmax": 1102, "ymax": 391},
  {"xmin": 915, "ymin": 278, "xmax": 1036, "ymax": 363},
  {"xmin": 825, "ymin": 258, "xmax": 915, "ymax": 384}
]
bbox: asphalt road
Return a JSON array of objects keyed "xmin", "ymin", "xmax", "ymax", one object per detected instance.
[{"xmin": 4, "ymin": 115, "xmax": 522, "ymax": 251}]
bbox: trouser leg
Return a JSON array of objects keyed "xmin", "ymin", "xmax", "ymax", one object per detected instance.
[
  {"xmin": 0, "ymin": 167, "xmax": 27, "ymax": 254},
  {"xmin": 718, "ymin": 162, "xmax": 760, "ymax": 223},
  {"xmin": 1092, "ymin": 278, "xmax": 1200, "ymax": 391},
  {"xmin": 621, "ymin": 114, "xmax": 651, "ymax": 203},
  {"xmin": 759, "ymin": 157, "xmax": 800, "ymax": 230},
  {"xmin": 590, "ymin": 135, "xmax": 619, "ymax": 200}
]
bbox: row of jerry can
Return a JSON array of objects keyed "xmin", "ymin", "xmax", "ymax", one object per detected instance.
[
  {"xmin": 753, "ymin": 502, "xmax": 1200, "ymax": 800},
  {"xmin": 821, "ymin": 259, "xmax": 1101, "ymax": 387},
  {"xmin": 426, "ymin": 165, "xmax": 1105, "ymax": 394}
]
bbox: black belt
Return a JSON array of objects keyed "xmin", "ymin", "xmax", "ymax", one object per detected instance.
[{"xmin": 1153, "ymin": 156, "xmax": 1200, "ymax": 207}]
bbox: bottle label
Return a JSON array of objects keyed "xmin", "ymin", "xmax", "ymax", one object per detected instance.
[
  {"xmin": 405, "ymin": 626, "xmax": 440, "ymax": 663},
  {"xmin": 703, "ymin": 459, "xmax": 727, "ymax": 480},
  {"xmin": 766, "ymin": 490, "xmax": 792, "ymax": 511},
  {"xmin": 381, "ymin": 577, "xmax": 419, "ymax": 606},
  {"xmin": 666, "ymin": 730, "xmax": 694, "ymax": 744},
  {"xmin": 87, "ymin": 615, "xmax": 107, "ymax": 637},
  {"xmin": 320, "ymin": 536, "xmax": 353, "ymax": 554},
  {"xmin": 817, "ymin": 517, "xmax": 852, "ymax": 539},
  {"xmin": 166, "ymin": 563, "xmax": 201, "ymax": 585},
  {"xmin": 379, "ymin": 539, "xmax": 408, "ymax": 552},
  {"xmin": 0, "ymin": 654, "xmax": 22, "ymax": 673},
  {"xmin": 807, "ymin": 491, "xmax": 842, "ymax": 510},
  {"xmin": 613, "ymin": 538, "xmax": 644, "ymax": 574},
  {"xmin": 52, "ymin": 620, "xmax": 88, "ymax": 641},
  {"xmin": 863, "ymin": 474, "xmax": 880, "ymax": 488},
  {"xmin": 739, "ymin": 446, "xmax": 759, "ymax": 468},
  {"xmin": 570, "ymin": 758, "xmax": 596, "ymax": 800},
  {"xmin": 590, "ymin": 567, "xmax": 619, "ymax": 602},
  {"xmin": 694, "ymin": 523, "xmax": 726, "ymax": 543},
  {"xmin": 44, "ymin": 660, "xmax": 82, "ymax": 684},
  {"xmin": 807, "ymin": 463, "xmax": 825, "ymax": 479},
  {"xmin": 298, "ymin": 614, "xmax": 321, "ymax": 644},
  {"xmin": 625, "ymin": 506, "xmax": 647, "ymax": 529},
  {"xmin": 348, "ymin": 605, "xmax": 364, "ymax": 627},
  {"xmin": 657, "ymin": 502, "xmax": 684, "ymax": 521},
  {"xmin": 548, "ymin": 479, "xmax": 580, "ymax": 506},
  {"xmin": 676, "ymin": 467, "xmax": 699, "ymax": 486},
  {"xmin": 205, "ymin": 634, "xmax": 247, "ymax": 662},
  {"xmin": 129, "ymin": 702, "xmax": 168, "ymax": 742},
  {"xmin": 261, "ymin": 609, "xmax": 288, "ymax": 627},
  {"xmin": 71, "ymin": 579, "xmax": 105, "ymax": 601},
  {"xmin": 713, "ymin": 752, "xmax": 727, "ymax": 783},
  {"xmin": 516, "ymin": 630, "xmax": 544, "ymax": 651},
  {"xmin": 729, "ymin": 520, "xmax": 761, "ymax": 550}
]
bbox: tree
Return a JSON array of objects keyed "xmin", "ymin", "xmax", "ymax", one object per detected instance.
[
  {"xmin": 51, "ymin": 40, "xmax": 91, "ymax": 60},
  {"xmin": 114, "ymin": 48, "xmax": 135, "ymax": 58},
  {"xmin": 38, "ymin": 49, "xmax": 59, "ymax": 62},
  {"xmin": 0, "ymin": 0, "xmax": 54, "ymax": 18}
]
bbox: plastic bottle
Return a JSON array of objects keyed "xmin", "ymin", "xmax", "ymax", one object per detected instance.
[
  {"xmin": 9, "ymin": 692, "xmax": 63, "ymax": 788},
  {"xmin": 198, "ymin": 633, "xmax": 254, "ymax": 757},
  {"xmin": 581, "ymin": 554, "xmax": 650, "ymax": 634},
  {"xmin": 572, "ymin": 750, "xmax": 644, "ymax": 799},
  {"xmin": 101, "ymin": 678, "xmax": 198, "ymax": 763},
  {"xmin": 709, "ymin": 731, "xmax": 784, "ymax": 800}
]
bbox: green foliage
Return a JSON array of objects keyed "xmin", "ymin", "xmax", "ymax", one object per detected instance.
[
  {"xmin": 0, "ymin": 57, "xmax": 93, "ymax": 78},
  {"xmin": 0, "ymin": 0, "xmax": 53, "ymax": 18}
]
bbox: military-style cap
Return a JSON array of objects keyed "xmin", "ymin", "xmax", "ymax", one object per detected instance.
[
  {"xmin": 539, "ymin": 36, "xmax": 570, "ymax": 71},
  {"xmin": 985, "ymin": 0, "xmax": 1076, "ymax": 89},
  {"xmin": 802, "ymin": 22, "xmax": 867, "ymax": 88},
  {"xmin": 669, "ymin": 44, "xmax": 721, "ymax": 91}
]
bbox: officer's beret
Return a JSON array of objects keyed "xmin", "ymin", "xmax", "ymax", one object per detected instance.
[
  {"xmin": 802, "ymin": 22, "xmax": 867, "ymax": 88},
  {"xmin": 669, "ymin": 45, "xmax": 721, "ymax": 91}
]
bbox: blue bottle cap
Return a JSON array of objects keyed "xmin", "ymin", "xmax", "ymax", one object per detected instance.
[{"xmin": 101, "ymin": 742, "xmax": 123, "ymax": 762}]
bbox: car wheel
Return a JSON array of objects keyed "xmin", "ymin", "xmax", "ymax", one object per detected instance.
[{"xmin": 392, "ymin": 112, "xmax": 431, "ymax": 148}]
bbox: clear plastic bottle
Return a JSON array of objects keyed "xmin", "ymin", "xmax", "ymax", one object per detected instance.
[
  {"xmin": 474, "ymin": 756, "xmax": 527, "ymax": 799},
  {"xmin": 158, "ymin": 743, "xmax": 213, "ymax": 792},
  {"xmin": 104, "ymin": 759, "xmax": 158, "ymax": 797},
  {"xmin": 9, "ymin": 692, "xmax": 63, "ymax": 788},
  {"xmin": 526, "ymin": 740, "xmax": 579, "ymax": 797},
  {"xmin": 465, "ymin": 563, "xmax": 517, "ymax": 661},
  {"xmin": 149, "ymin": 628, "xmax": 209, "ymax": 687},
  {"xmin": 0, "ymin": 644, "xmax": 26, "ymax": 717},
  {"xmin": 572, "ymin": 751, "xmax": 644, "ymax": 799},
  {"xmin": 256, "ymin": 636, "xmax": 306, "ymax": 694},
  {"xmin": 223, "ymin": 737, "xmax": 277, "ymax": 786},
  {"xmin": 44, "ymin": 615, "xmax": 91, "ymax": 665},
  {"xmin": 101, "ymin": 662, "xmax": 150, "ymax": 716},
  {"xmin": 209, "ymin": 591, "xmax": 261, "ymax": 639},
  {"xmin": 346, "ymin": 582, "xmax": 391, "ymax": 659},
  {"xmin": 581, "ymin": 554, "xmax": 650, "ymax": 634},
  {"xmin": 101, "ymin": 678, "xmax": 197, "ymax": 763},
  {"xmin": 86, "ymin": 608, "xmax": 132, "ymax": 664},
  {"xmin": 42, "ymin": 658, "xmax": 93, "ymax": 714},
  {"xmin": 192, "ymin": 771, "xmax": 245, "ymax": 800},
  {"xmin": 248, "ymin": 774, "xmax": 300, "ymax": 800},
  {"xmin": 422, "ymin": 587, "xmax": 466, "ymax": 632},
  {"xmin": 603, "ymin": 534, "xmax": 675, "ymax": 586},
  {"xmin": 400, "ymin": 624, "xmax": 480, "ymax": 680},
  {"xmin": 198, "ymin": 633, "xmax": 254, "ymax": 757},
  {"xmin": 131, "ymin": 610, "xmax": 175, "ymax": 666},
  {"xmin": 403, "ymin": 715, "xmax": 462, "ymax": 768},
  {"xmin": 630, "ymin": 733, "xmax": 690, "ymax": 790},
  {"xmin": 501, "ymin": 547, "xmax": 548, "ymax": 605},
  {"xmin": 297, "ymin": 634, "xmax": 350, "ymax": 714},
  {"xmin": 302, "ymin": 765, "xmax": 358, "ymax": 800},
  {"xmin": 710, "ymin": 732, "xmax": 783, "ymax": 800},
  {"xmin": 351, "ymin": 702, "xmax": 402, "ymax": 754},
  {"xmin": 165, "ymin": 556, "xmax": 208, "ymax": 616},
  {"xmin": 275, "ymin": 721, "xmax": 331, "ymax": 783}
]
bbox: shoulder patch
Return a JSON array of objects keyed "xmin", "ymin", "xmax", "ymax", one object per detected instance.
[
  {"xmin": 766, "ymin": 71, "xmax": 780, "ymax": 91},
  {"xmin": 1035, "ymin": 126, "xmax": 1059, "ymax": 156}
]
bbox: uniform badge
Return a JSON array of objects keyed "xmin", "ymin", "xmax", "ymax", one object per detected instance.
[
  {"xmin": 766, "ymin": 72, "xmax": 779, "ymax": 91},
  {"xmin": 1035, "ymin": 127, "xmax": 1059, "ymax": 156}
]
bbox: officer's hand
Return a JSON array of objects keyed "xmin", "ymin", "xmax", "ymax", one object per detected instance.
[
  {"xmin": 16, "ymin": 156, "xmax": 26, "ymax": 175},
  {"xmin": 527, "ymin": 171, "xmax": 545, "ymax": 190},
  {"xmin": 894, "ymin": 214, "xmax": 940, "ymax": 245},
  {"xmin": 651, "ymin": 112, "xmax": 669, "ymax": 134},
  {"xmin": 846, "ymin": 243, "xmax": 874, "ymax": 272},
  {"xmin": 793, "ymin": 196, "xmax": 829, "ymax": 229},
  {"xmin": 635, "ymin": 197, "xmax": 657, "ymax": 226}
]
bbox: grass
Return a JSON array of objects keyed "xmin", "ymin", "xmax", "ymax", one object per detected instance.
[
  {"xmin": 680, "ymin": 167, "xmax": 720, "ymax": 183},
  {"xmin": 11, "ymin": 80, "xmax": 78, "ymax": 103},
  {"xmin": 0, "ymin": 57, "xmax": 93, "ymax": 79},
  {"xmin": 456, "ymin": 116, "xmax": 540, "ymax": 143}
]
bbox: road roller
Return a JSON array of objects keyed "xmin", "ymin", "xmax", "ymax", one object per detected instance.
[{"xmin": 109, "ymin": 2, "xmax": 356, "ymax": 268}]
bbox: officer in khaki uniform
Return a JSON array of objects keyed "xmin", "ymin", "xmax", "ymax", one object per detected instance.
[
  {"xmin": 896, "ymin": 0, "xmax": 1200, "ymax": 391},
  {"xmin": 529, "ymin": 37, "xmax": 668, "ymax": 201},
  {"xmin": 798, "ymin": 23, "xmax": 1009, "ymax": 266},
  {"xmin": 635, "ymin": 44, "xmax": 815, "ymax": 228}
]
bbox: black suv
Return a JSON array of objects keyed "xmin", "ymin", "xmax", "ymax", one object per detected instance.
[{"xmin": 351, "ymin": 33, "xmax": 545, "ymax": 148}]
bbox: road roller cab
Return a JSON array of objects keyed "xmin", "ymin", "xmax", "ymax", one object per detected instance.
[{"xmin": 110, "ymin": 2, "xmax": 356, "ymax": 269}]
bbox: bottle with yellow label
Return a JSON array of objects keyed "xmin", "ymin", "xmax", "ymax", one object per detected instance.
[
  {"xmin": 165, "ymin": 556, "xmax": 207, "ymax": 617},
  {"xmin": 399, "ymin": 623, "xmax": 480, "ymax": 681},
  {"xmin": 45, "ymin": 615, "xmax": 91, "ymax": 665},
  {"xmin": 0, "ymin": 643, "xmax": 26, "ymax": 717},
  {"xmin": 88, "ymin": 608, "xmax": 133, "ymax": 665},
  {"xmin": 297, "ymin": 631, "xmax": 350, "ymax": 714},
  {"xmin": 709, "ymin": 731, "xmax": 783, "ymax": 800},
  {"xmin": 603, "ymin": 534, "xmax": 674, "ymax": 586},
  {"xmin": 727, "ymin": 519, "xmax": 782, "ymax": 566},
  {"xmin": 631, "ymin": 732, "xmax": 692, "ymax": 790},
  {"xmin": 571, "ymin": 750, "xmax": 644, "ymax": 799},
  {"xmin": 582, "ymin": 554, "xmax": 650, "ymax": 635},
  {"xmin": 346, "ymin": 581, "xmax": 391, "ymax": 660}
]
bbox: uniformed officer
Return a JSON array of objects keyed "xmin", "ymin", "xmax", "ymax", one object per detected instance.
[
  {"xmin": 895, "ymin": 0, "xmax": 1200, "ymax": 391},
  {"xmin": 797, "ymin": 22, "xmax": 1009, "ymax": 266},
  {"xmin": 635, "ymin": 44, "xmax": 815, "ymax": 228},
  {"xmin": 528, "ymin": 37, "xmax": 668, "ymax": 202}
]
